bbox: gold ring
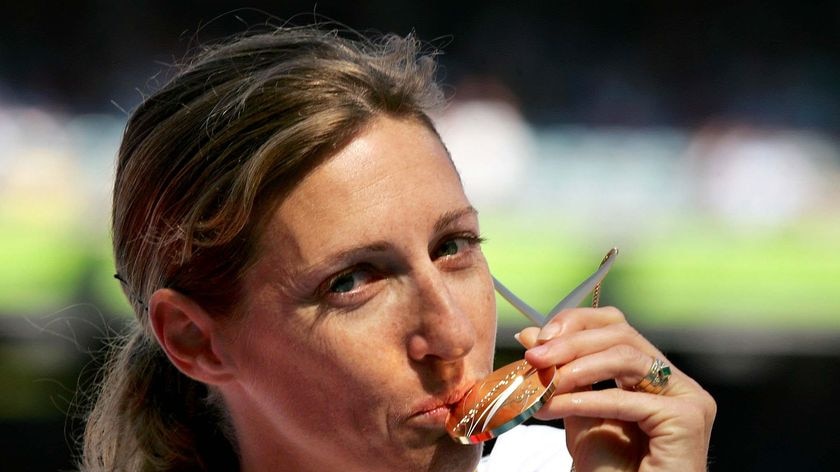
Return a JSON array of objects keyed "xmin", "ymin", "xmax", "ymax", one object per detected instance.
[{"xmin": 634, "ymin": 358, "xmax": 671, "ymax": 394}]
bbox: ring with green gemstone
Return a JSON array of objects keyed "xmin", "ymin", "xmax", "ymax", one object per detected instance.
[{"xmin": 634, "ymin": 358, "xmax": 671, "ymax": 394}]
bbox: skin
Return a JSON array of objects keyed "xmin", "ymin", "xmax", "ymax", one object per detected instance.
[
  {"xmin": 518, "ymin": 310, "xmax": 717, "ymax": 471},
  {"xmin": 195, "ymin": 115, "xmax": 494, "ymax": 472},
  {"xmin": 150, "ymin": 115, "xmax": 715, "ymax": 472}
]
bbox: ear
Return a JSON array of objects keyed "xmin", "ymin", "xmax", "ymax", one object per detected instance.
[{"xmin": 148, "ymin": 288, "xmax": 236, "ymax": 385}]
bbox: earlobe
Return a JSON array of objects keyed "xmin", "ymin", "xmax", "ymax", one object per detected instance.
[{"xmin": 148, "ymin": 288, "xmax": 236, "ymax": 385}]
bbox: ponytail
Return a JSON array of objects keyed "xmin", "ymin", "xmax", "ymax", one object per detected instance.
[{"xmin": 81, "ymin": 328, "xmax": 238, "ymax": 471}]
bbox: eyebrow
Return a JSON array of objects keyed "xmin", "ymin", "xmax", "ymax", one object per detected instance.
[
  {"xmin": 328, "ymin": 242, "xmax": 391, "ymax": 265},
  {"xmin": 301, "ymin": 241, "xmax": 392, "ymax": 277},
  {"xmin": 297, "ymin": 206, "xmax": 479, "ymax": 280},
  {"xmin": 434, "ymin": 206, "xmax": 479, "ymax": 234}
]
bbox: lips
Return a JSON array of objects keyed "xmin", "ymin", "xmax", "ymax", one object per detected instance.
[{"xmin": 408, "ymin": 384, "xmax": 474, "ymax": 421}]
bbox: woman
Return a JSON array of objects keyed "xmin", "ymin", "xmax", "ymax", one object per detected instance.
[{"xmin": 82, "ymin": 25, "xmax": 715, "ymax": 471}]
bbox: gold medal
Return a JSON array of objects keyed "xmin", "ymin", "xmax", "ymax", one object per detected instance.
[{"xmin": 446, "ymin": 359, "xmax": 556, "ymax": 444}]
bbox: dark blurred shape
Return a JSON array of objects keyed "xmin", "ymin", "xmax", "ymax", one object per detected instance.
[
  {"xmin": 1, "ymin": 1, "xmax": 838, "ymax": 129},
  {"xmin": 0, "ymin": 308, "xmax": 129, "ymax": 471}
]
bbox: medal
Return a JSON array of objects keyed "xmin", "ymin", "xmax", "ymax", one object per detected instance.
[
  {"xmin": 446, "ymin": 359, "xmax": 556, "ymax": 444},
  {"xmin": 447, "ymin": 248, "xmax": 618, "ymax": 444}
]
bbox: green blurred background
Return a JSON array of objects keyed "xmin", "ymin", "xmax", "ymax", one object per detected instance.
[{"xmin": 1, "ymin": 1, "xmax": 839, "ymax": 470}]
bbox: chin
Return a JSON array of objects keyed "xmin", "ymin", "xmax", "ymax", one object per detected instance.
[
  {"xmin": 342, "ymin": 429, "xmax": 482, "ymax": 472},
  {"xmin": 397, "ymin": 437, "xmax": 481, "ymax": 472}
]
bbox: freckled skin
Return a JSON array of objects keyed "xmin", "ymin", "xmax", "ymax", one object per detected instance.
[{"xmin": 216, "ymin": 116, "xmax": 498, "ymax": 472}]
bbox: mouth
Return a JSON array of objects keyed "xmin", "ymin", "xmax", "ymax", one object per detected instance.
[{"xmin": 406, "ymin": 385, "xmax": 474, "ymax": 428}]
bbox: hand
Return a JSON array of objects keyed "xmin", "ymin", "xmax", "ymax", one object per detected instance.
[{"xmin": 516, "ymin": 306, "xmax": 716, "ymax": 472}]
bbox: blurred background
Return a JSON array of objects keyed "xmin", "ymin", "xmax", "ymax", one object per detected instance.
[{"xmin": 1, "ymin": 1, "xmax": 838, "ymax": 470}]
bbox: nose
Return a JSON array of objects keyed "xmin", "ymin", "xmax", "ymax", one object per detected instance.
[{"xmin": 406, "ymin": 266, "xmax": 476, "ymax": 363}]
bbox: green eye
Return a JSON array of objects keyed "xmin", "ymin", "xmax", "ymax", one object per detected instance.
[
  {"xmin": 437, "ymin": 239, "xmax": 460, "ymax": 257},
  {"xmin": 329, "ymin": 273, "xmax": 357, "ymax": 293},
  {"xmin": 432, "ymin": 235, "xmax": 484, "ymax": 262}
]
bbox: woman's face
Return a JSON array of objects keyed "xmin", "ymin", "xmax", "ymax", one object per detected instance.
[{"xmin": 222, "ymin": 116, "xmax": 497, "ymax": 472}]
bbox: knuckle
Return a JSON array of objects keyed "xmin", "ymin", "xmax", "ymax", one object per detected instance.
[
  {"xmin": 629, "ymin": 327, "xmax": 647, "ymax": 343},
  {"xmin": 612, "ymin": 343, "xmax": 645, "ymax": 364},
  {"xmin": 612, "ymin": 323, "xmax": 643, "ymax": 344},
  {"xmin": 598, "ymin": 305, "xmax": 626, "ymax": 323},
  {"xmin": 700, "ymin": 390, "xmax": 718, "ymax": 421}
]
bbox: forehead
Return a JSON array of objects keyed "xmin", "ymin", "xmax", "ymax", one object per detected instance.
[{"xmin": 262, "ymin": 116, "xmax": 468, "ymax": 264}]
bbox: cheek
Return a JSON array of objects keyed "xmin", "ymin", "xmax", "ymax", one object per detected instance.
[
  {"xmin": 238, "ymin": 310, "xmax": 398, "ymax": 395},
  {"xmin": 455, "ymin": 268, "xmax": 497, "ymax": 342},
  {"xmin": 232, "ymin": 320, "xmax": 369, "ymax": 423},
  {"xmin": 229, "ymin": 310, "xmax": 319, "ymax": 389},
  {"xmin": 480, "ymin": 286, "xmax": 498, "ymax": 346}
]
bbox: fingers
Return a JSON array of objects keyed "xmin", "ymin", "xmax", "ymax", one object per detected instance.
[
  {"xmin": 515, "ymin": 306, "xmax": 630, "ymax": 350},
  {"xmin": 510, "ymin": 306, "xmax": 717, "ymax": 471},
  {"xmin": 512, "ymin": 306, "xmax": 687, "ymax": 396},
  {"xmin": 537, "ymin": 306, "xmax": 627, "ymax": 342},
  {"xmin": 551, "ymin": 344, "xmax": 657, "ymax": 393},
  {"xmin": 538, "ymin": 379, "xmax": 717, "ymax": 471},
  {"xmin": 526, "ymin": 323, "xmax": 652, "ymax": 368},
  {"xmin": 520, "ymin": 309, "xmax": 663, "ymax": 374},
  {"xmin": 515, "ymin": 326, "xmax": 541, "ymax": 349},
  {"xmin": 535, "ymin": 388, "xmax": 657, "ymax": 424},
  {"xmin": 534, "ymin": 388, "xmax": 706, "ymax": 435}
]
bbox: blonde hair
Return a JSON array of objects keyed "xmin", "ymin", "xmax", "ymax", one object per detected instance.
[{"xmin": 82, "ymin": 25, "xmax": 444, "ymax": 471}]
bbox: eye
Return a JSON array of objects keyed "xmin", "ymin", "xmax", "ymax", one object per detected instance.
[
  {"xmin": 434, "ymin": 238, "xmax": 465, "ymax": 258},
  {"xmin": 432, "ymin": 234, "xmax": 484, "ymax": 260},
  {"xmin": 321, "ymin": 265, "xmax": 382, "ymax": 300},
  {"xmin": 329, "ymin": 271, "xmax": 363, "ymax": 293}
]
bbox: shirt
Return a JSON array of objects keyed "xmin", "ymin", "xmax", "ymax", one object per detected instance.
[{"xmin": 478, "ymin": 425, "xmax": 572, "ymax": 472}]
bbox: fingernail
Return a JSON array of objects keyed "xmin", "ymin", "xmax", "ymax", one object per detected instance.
[
  {"xmin": 528, "ymin": 343, "xmax": 548, "ymax": 357},
  {"xmin": 537, "ymin": 323, "xmax": 561, "ymax": 342},
  {"xmin": 513, "ymin": 331, "xmax": 523, "ymax": 345}
]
